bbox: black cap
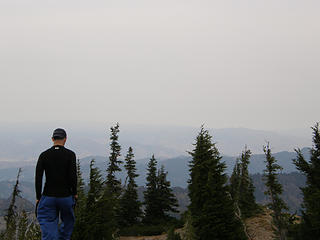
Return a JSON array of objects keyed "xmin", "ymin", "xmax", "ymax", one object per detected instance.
[{"xmin": 52, "ymin": 128, "xmax": 67, "ymax": 139}]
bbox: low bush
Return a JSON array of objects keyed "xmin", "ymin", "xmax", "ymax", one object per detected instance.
[
  {"xmin": 120, "ymin": 218, "xmax": 184, "ymax": 236},
  {"xmin": 120, "ymin": 224, "xmax": 166, "ymax": 236},
  {"xmin": 166, "ymin": 227, "xmax": 181, "ymax": 240}
]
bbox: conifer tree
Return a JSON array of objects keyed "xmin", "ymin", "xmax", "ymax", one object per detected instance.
[
  {"xmin": 238, "ymin": 147, "xmax": 258, "ymax": 218},
  {"xmin": 143, "ymin": 155, "xmax": 160, "ymax": 224},
  {"xmin": 143, "ymin": 156, "xmax": 179, "ymax": 224},
  {"xmin": 157, "ymin": 165, "xmax": 179, "ymax": 219},
  {"xmin": 4, "ymin": 168, "xmax": 22, "ymax": 240},
  {"xmin": 106, "ymin": 123, "xmax": 122, "ymax": 196},
  {"xmin": 96, "ymin": 190, "xmax": 117, "ymax": 240},
  {"xmin": 231, "ymin": 148, "xmax": 258, "ymax": 218},
  {"xmin": 119, "ymin": 147, "xmax": 142, "ymax": 227},
  {"xmin": 293, "ymin": 123, "xmax": 320, "ymax": 239},
  {"xmin": 17, "ymin": 210, "xmax": 28, "ymax": 240},
  {"xmin": 104, "ymin": 123, "xmax": 123, "ymax": 234},
  {"xmin": 230, "ymin": 159, "xmax": 241, "ymax": 203},
  {"xmin": 188, "ymin": 127, "xmax": 247, "ymax": 240},
  {"xmin": 84, "ymin": 159, "xmax": 105, "ymax": 240},
  {"xmin": 72, "ymin": 159, "xmax": 87, "ymax": 240},
  {"xmin": 263, "ymin": 143, "xmax": 288, "ymax": 240},
  {"xmin": 181, "ymin": 211, "xmax": 197, "ymax": 240}
]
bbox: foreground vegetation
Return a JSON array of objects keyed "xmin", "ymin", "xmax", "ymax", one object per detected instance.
[{"xmin": 1, "ymin": 123, "xmax": 319, "ymax": 240}]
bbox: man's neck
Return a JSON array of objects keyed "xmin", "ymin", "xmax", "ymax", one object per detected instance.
[{"xmin": 53, "ymin": 141, "xmax": 65, "ymax": 146}]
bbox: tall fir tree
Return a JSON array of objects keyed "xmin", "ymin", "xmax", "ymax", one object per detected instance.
[
  {"xmin": 143, "ymin": 155, "xmax": 161, "ymax": 224},
  {"xmin": 230, "ymin": 159, "xmax": 241, "ymax": 203},
  {"xmin": 188, "ymin": 127, "xmax": 247, "ymax": 240},
  {"xmin": 104, "ymin": 123, "xmax": 123, "ymax": 234},
  {"xmin": 96, "ymin": 190, "xmax": 117, "ymax": 240},
  {"xmin": 4, "ymin": 168, "xmax": 22, "ymax": 240},
  {"xmin": 263, "ymin": 143, "xmax": 288, "ymax": 240},
  {"xmin": 106, "ymin": 123, "xmax": 122, "ymax": 196},
  {"xmin": 72, "ymin": 159, "xmax": 87, "ymax": 240},
  {"xmin": 293, "ymin": 123, "xmax": 320, "ymax": 239},
  {"xmin": 238, "ymin": 147, "xmax": 258, "ymax": 218},
  {"xmin": 84, "ymin": 159, "xmax": 106, "ymax": 240},
  {"xmin": 230, "ymin": 159, "xmax": 249, "ymax": 238},
  {"xmin": 230, "ymin": 147, "xmax": 259, "ymax": 239},
  {"xmin": 157, "ymin": 165, "xmax": 179, "ymax": 219},
  {"xmin": 119, "ymin": 147, "xmax": 142, "ymax": 227}
]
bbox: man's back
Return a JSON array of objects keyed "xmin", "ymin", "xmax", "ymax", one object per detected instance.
[
  {"xmin": 35, "ymin": 128, "xmax": 77, "ymax": 240},
  {"xmin": 35, "ymin": 145, "xmax": 77, "ymax": 200}
]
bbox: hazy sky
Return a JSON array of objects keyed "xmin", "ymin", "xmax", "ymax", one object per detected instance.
[{"xmin": 0, "ymin": 0, "xmax": 319, "ymax": 131}]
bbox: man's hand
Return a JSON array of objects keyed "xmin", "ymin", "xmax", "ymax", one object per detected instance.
[
  {"xmin": 35, "ymin": 199, "xmax": 40, "ymax": 217},
  {"xmin": 73, "ymin": 195, "xmax": 78, "ymax": 210}
]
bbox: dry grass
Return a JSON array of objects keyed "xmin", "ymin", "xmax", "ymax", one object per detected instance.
[{"xmin": 245, "ymin": 209, "xmax": 275, "ymax": 240}]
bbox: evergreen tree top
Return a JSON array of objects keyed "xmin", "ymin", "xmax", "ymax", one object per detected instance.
[
  {"xmin": 263, "ymin": 143, "xmax": 289, "ymax": 240},
  {"xmin": 294, "ymin": 123, "xmax": 320, "ymax": 187},
  {"xmin": 146, "ymin": 155, "xmax": 158, "ymax": 187},
  {"xmin": 239, "ymin": 146, "xmax": 251, "ymax": 169},
  {"xmin": 188, "ymin": 126, "xmax": 221, "ymax": 158},
  {"xmin": 187, "ymin": 127, "xmax": 247, "ymax": 239},
  {"xmin": 124, "ymin": 147, "xmax": 137, "ymax": 176},
  {"xmin": 124, "ymin": 147, "xmax": 138, "ymax": 188},
  {"xmin": 263, "ymin": 143, "xmax": 283, "ymax": 176},
  {"xmin": 292, "ymin": 123, "xmax": 320, "ymax": 239},
  {"xmin": 109, "ymin": 122, "xmax": 121, "ymax": 157},
  {"xmin": 106, "ymin": 123, "xmax": 123, "ymax": 195}
]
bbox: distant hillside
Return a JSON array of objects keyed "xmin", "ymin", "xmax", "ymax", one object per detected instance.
[
  {"xmin": 0, "ymin": 181, "xmax": 35, "ymax": 202},
  {"xmin": 0, "ymin": 148, "xmax": 310, "ymax": 189},
  {"xmin": 252, "ymin": 172, "xmax": 306, "ymax": 213},
  {"xmin": 68, "ymin": 148, "xmax": 310, "ymax": 188},
  {"xmin": 136, "ymin": 172, "xmax": 306, "ymax": 215},
  {"xmin": 0, "ymin": 196, "xmax": 34, "ymax": 216}
]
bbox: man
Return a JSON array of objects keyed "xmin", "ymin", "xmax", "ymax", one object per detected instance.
[{"xmin": 35, "ymin": 128, "xmax": 77, "ymax": 240}]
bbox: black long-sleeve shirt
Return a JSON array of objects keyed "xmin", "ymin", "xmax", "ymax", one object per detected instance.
[{"xmin": 35, "ymin": 145, "xmax": 77, "ymax": 200}]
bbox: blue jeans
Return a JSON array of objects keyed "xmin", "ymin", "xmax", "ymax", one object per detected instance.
[{"xmin": 37, "ymin": 195, "xmax": 75, "ymax": 240}]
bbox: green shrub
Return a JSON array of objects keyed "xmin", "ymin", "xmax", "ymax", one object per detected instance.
[
  {"xmin": 166, "ymin": 227, "xmax": 181, "ymax": 240},
  {"xmin": 120, "ymin": 224, "xmax": 166, "ymax": 236}
]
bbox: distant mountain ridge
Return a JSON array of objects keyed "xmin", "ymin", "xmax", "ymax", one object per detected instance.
[
  {"xmin": 0, "ymin": 196, "xmax": 34, "ymax": 216},
  {"xmin": 0, "ymin": 124, "xmax": 311, "ymax": 163},
  {"xmin": 0, "ymin": 147, "xmax": 309, "ymax": 189}
]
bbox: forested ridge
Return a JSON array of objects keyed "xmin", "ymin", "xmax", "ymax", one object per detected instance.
[{"xmin": 1, "ymin": 123, "xmax": 320, "ymax": 240}]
